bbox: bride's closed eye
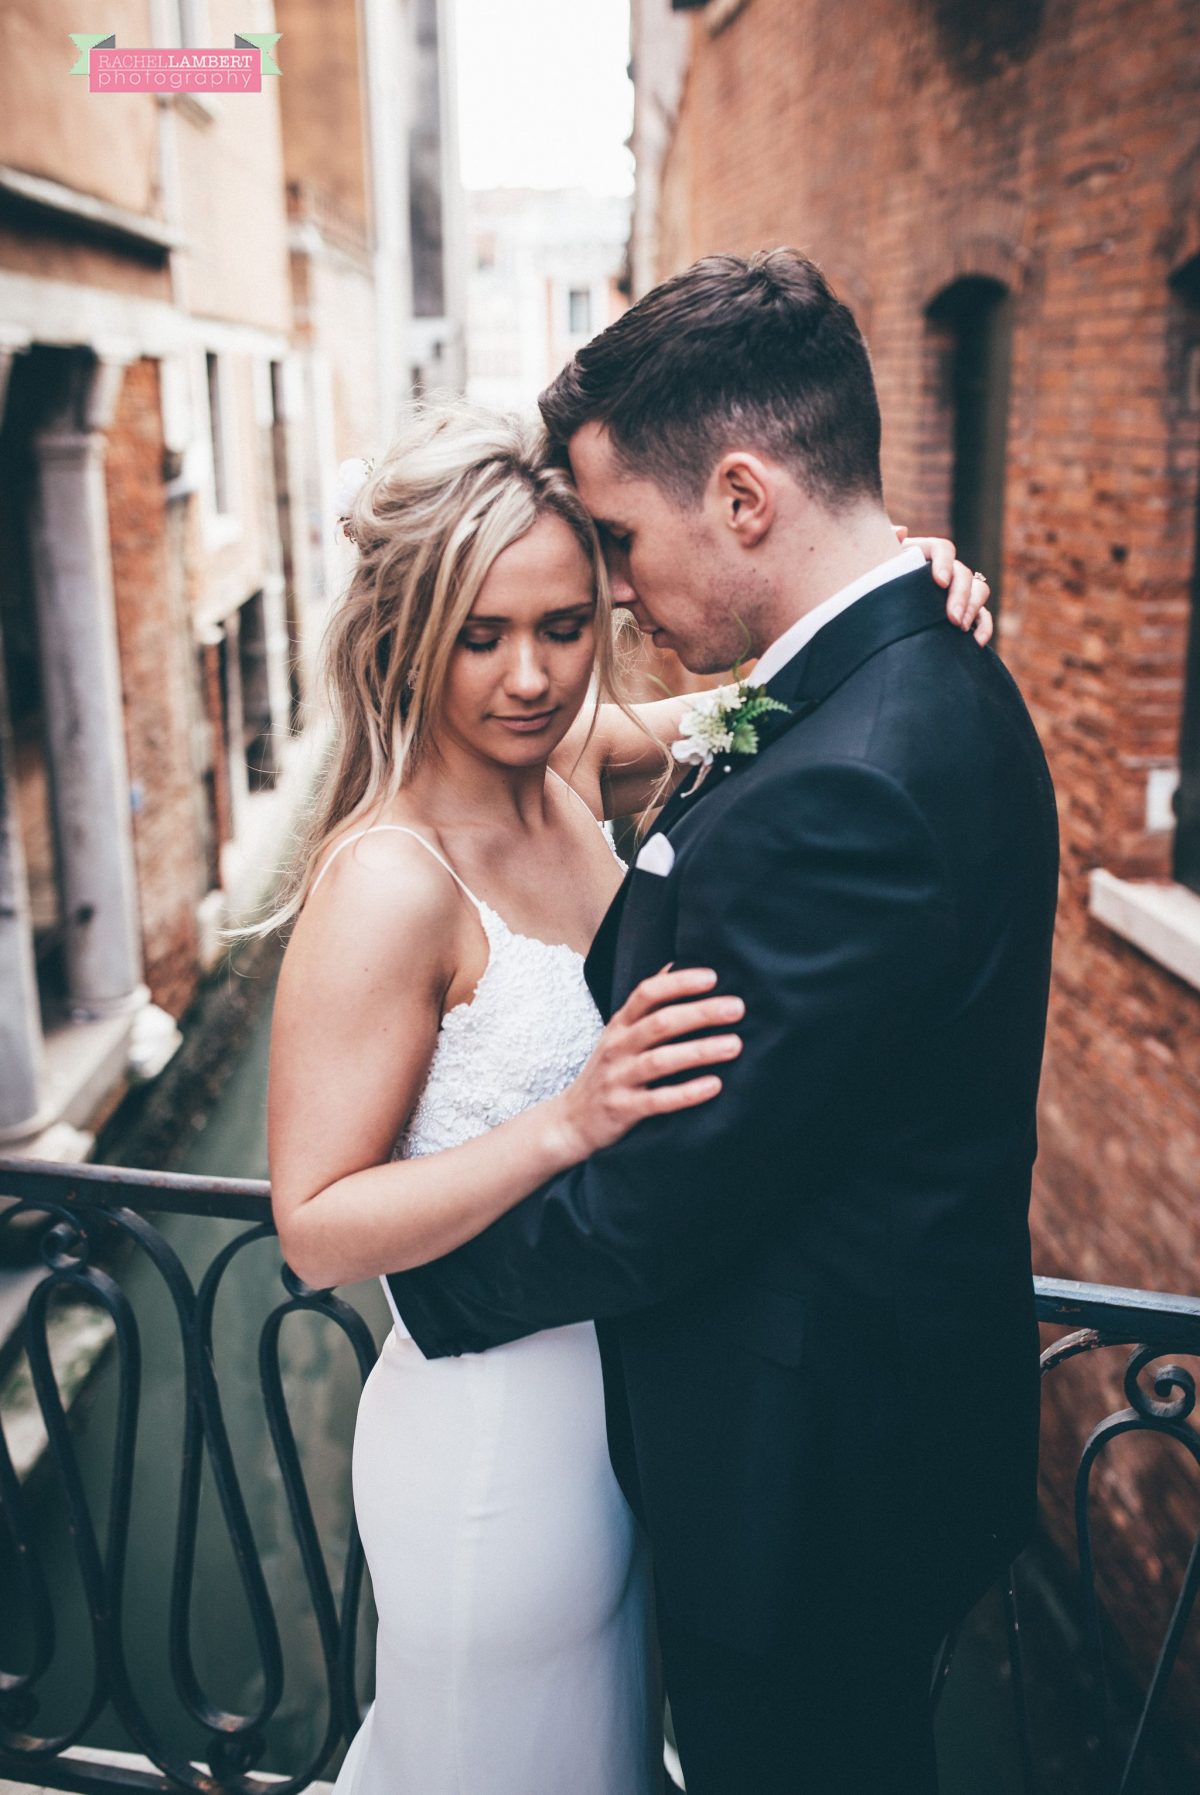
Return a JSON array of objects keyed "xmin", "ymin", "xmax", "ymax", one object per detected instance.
[{"xmin": 458, "ymin": 625, "xmax": 590, "ymax": 655}]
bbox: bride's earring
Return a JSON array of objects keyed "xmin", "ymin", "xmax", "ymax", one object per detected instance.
[{"xmin": 407, "ymin": 666, "xmax": 418, "ymax": 691}]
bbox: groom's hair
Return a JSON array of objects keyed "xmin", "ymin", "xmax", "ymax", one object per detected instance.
[{"xmin": 539, "ymin": 248, "xmax": 883, "ymax": 512}]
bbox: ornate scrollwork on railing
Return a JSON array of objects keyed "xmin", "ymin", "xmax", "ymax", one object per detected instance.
[
  {"xmin": 1, "ymin": 1167, "xmax": 1197, "ymax": 1795},
  {"xmin": 932, "ymin": 1282, "xmax": 1200, "ymax": 1795},
  {"xmin": 1069, "ymin": 1336, "xmax": 1200, "ymax": 1795},
  {"xmin": 0, "ymin": 1159, "xmax": 378, "ymax": 1795}
]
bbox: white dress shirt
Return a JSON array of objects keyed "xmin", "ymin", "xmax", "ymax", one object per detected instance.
[{"xmin": 748, "ymin": 543, "xmax": 927, "ymax": 689}]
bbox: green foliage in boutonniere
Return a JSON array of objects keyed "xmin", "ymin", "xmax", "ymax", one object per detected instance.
[{"xmin": 672, "ymin": 665, "xmax": 791, "ymax": 781}]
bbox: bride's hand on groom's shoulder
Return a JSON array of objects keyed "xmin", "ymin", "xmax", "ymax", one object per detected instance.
[
  {"xmin": 893, "ymin": 524, "xmax": 994, "ymax": 646},
  {"xmin": 547, "ymin": 966, "xmax": 745, "ymax": 1165}
]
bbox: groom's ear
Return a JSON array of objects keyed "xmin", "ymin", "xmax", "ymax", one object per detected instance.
[{"xmin": 710, "ymin": 452, "xmax": 775, "ymax": 549}]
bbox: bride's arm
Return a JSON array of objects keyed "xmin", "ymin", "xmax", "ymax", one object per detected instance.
[
  {"xmin": 551, "ymin": 690, "xmax": 690, "ymax": 821},
  {"xmin": 268, "ymin": 837, "xmax": 742, "ymax": 1290},
  {"xmin": 554, "ymin": 534, "xmax": 993, "ymax": 821}
]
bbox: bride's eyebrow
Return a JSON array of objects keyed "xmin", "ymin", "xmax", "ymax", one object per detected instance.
[
  {"xmin": 541, "ymin": 601, "xmax": 597, "ymax": 620},
  {"xmin": 462, "ymin": 600, "xmax": 596, "ymax": 628}
]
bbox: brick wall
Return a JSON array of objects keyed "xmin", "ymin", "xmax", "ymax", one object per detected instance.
[
  {"xmin": 105, "ymin": 357, "xmax": 204, "ymax": 1017},
  {"xmin": 649, "ymin": 0, "xmax": 1200, "ymax": 1747}
]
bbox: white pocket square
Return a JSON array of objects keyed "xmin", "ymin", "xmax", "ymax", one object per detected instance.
[{"xmin": 634, "ymin": 834, "xmax": 675, "ymax": 877}]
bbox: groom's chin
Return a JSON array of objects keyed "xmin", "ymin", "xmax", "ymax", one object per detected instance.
[{"xmin": 673, "ymin": 647, "xmax": 734, "ymax": 678}]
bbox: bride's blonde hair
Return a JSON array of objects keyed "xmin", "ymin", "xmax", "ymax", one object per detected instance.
[{"xmin": 244, "ymin": 400, "xmax": 645, "ymax": 938}]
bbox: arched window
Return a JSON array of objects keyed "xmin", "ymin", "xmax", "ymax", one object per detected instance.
[
  {"xmin": 925, "ymin": 277, "xmax": 1014, "ymax": 628},
  {"xmin": 1170, "ymin": 253, "xmax": 1200, "ymax": 891}
]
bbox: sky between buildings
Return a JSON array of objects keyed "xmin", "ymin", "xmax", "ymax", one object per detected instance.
[{"xmin": 454, "ymin": 0, "xmax": 635, "ymax": 195}]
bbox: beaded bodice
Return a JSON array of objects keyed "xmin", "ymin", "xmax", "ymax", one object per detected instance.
[{"xmin": 395, "ymin": 900, "xmax": 604, "ymax": 1160}]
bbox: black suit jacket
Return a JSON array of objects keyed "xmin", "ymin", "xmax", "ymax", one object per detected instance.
[{"xmin": 388, "ymin": 567, "xmax": 1060, "ymax": 1655}]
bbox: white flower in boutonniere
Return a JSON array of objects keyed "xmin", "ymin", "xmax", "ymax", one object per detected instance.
[{"xmin": 672, "ymin": 674, "xmax": 791, "ymax": 792}]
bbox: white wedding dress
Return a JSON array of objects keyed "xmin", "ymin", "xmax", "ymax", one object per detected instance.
[{"xmin": 319, "ymin": 818, "xmax": 662, "ymax": 1795}]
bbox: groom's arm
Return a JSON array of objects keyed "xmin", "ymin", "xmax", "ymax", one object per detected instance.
[{"xmin": 388, "ymin": 759, "xmax": 957, "ymax": 1358}]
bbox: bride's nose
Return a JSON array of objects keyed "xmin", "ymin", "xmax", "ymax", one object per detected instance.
[{"xmin": 505, "ymin": 637, "xmax": 551, "ymax": 701}]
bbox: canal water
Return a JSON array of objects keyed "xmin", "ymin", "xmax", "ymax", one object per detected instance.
[{"xmin": 1, "ymin": 967, "xmax": 1102, "ymax": 1792}]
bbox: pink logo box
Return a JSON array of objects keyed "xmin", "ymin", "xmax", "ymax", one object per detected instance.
[{"xmin": 90, "ymin": 48, "xmax": 262, "ymax": 92}]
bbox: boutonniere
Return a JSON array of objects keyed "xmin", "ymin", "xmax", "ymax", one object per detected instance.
[{"xmin": 672, "ymin": 670, "xmax": 791, "ymax": 795}]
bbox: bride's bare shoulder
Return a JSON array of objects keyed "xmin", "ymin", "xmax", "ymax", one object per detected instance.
[{"xmin": 283, "ymin": 820, "xmax": 463, "ymax": 994}]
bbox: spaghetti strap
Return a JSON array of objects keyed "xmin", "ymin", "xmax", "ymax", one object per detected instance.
[
  {"xmin": 308, "ymin": 825, "xmax": 487, "ymax": 912},
  {"xmin": 548, "ymin": 767, "xmax": 625, "ymax": 870},
  {"xmin": 547, "ymin": 765, "xmax": 602, "ymax": 822}
]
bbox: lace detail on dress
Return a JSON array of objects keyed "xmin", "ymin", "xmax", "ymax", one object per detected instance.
[
  {"xmin": 395, "ymin": 901, "xmax": 605, "ymax": 1159},
  {"xmin": 310, "ymin": 810, "xmax": 614, "ymax": 1159}
]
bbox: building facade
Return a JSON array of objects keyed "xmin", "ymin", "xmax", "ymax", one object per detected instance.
[
  {"xmin": 465, "ymin": 187, "xmax": 630, "ymax": 415},
  {"xmin": 0, "ymin": 0, "xmax": 464, "ymax": 1160},
  {"xmin": 637, "ymin": 0, "xmax": 1200, "ymax": 1746}
]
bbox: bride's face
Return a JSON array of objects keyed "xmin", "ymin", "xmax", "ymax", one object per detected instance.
[{"xmin": 441, "ymin": 511, "xmax": 598, "ymax": 768}]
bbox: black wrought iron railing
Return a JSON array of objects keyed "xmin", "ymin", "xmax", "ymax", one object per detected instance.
[{"xmin": 0, "ymin": 1158, "xmax": 1197, "ymax": 1795}]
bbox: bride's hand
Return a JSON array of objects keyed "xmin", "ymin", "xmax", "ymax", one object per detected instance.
[
  {"xmin": 549, "ymin": 965, "xmax": 743, "ymax": 1162},
  {"xmin": 893, "ymin": 524, "xmax": 993, "ymax": 646}
]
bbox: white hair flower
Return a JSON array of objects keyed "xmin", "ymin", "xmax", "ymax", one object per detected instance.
[{"xmin": 335, "ymin": 457, "xmax": 373, "ymax": 522}]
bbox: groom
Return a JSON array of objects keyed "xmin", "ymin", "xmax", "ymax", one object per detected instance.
[{"xmin": 389, "ymin": 250, "xmax": 1059, "ymax": 1793}]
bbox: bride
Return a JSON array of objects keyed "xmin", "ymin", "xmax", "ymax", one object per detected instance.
[{"xmin": 265, "ymin": 402, "xmax": 988, "ymax": 1794}]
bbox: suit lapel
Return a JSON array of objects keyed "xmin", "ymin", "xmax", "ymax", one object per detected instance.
[
  {"xmin": 763, "ymin": 564, "xmax": 950, "ymax": 711},
  {"xmin": 585, "ymin": 566, "xmax": 952, "ymax": 1015},
  {"xmin": 584, "ymin": 890, "xmax": 626, "ymax": 1015}
]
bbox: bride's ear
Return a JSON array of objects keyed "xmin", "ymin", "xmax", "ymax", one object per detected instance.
[{"xmin": 710, "ymin": 453, "xmax": 774, "ymax": 548}]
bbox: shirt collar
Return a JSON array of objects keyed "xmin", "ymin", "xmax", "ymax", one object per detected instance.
[{"xmin": 748, "ymin": 543, "xmax": 928, "ymax": 689}]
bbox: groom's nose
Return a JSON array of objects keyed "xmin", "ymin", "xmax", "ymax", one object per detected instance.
[
  {"xmin": 604, "ymin": 544, "xmax": 636, "ymax": 608},
  {"xmin": 609, "ymin": 567, "xmax": 636, "ymax": 606}
]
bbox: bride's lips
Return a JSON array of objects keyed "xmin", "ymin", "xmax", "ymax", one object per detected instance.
[{"xmin": 493, "ymin": 709, "xmax": 558, "ymax": 734}]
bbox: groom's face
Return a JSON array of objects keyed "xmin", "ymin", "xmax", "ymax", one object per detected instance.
[{"xmin": 568, "ymin": 423, "xmax": 756, "ymax": 676}]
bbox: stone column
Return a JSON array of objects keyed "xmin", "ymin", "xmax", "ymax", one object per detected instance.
[
  {"xmin": 0, "ymin": 340, "xmax": 51, "ymax": 1137},
  {"xmin": 30, "ymin": 349, "xmax": 146, "ymax": 1019}
]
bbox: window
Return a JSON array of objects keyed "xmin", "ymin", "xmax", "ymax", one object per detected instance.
[
  {"xmin": 925, "ymin": 277, "xmax": 1014, "ymax": 628},
  {"xmin": 205, "ymin": 352, "xmax": 230, "ymax": 517},
  {"xmin": 196, "ymin": 634, "xmax": 228, "ymax": 888},
  {"xmin": 1170, "ymin": 255, "xmax": 1200, "ymax": 892},
  {"xmin": 177, "ymin": 0, "xmax": 210, "ymax": 46},
  {"xmin": 238, "ymin": 591, "xmax": 277, "ymax": 791},
  {"xmin": 568, "ymin": 288, "xmax": 592, "ymax": 337},
  {"xmin": 269, "ymin": 361, "xmax": 304, "ymax": 733}
]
